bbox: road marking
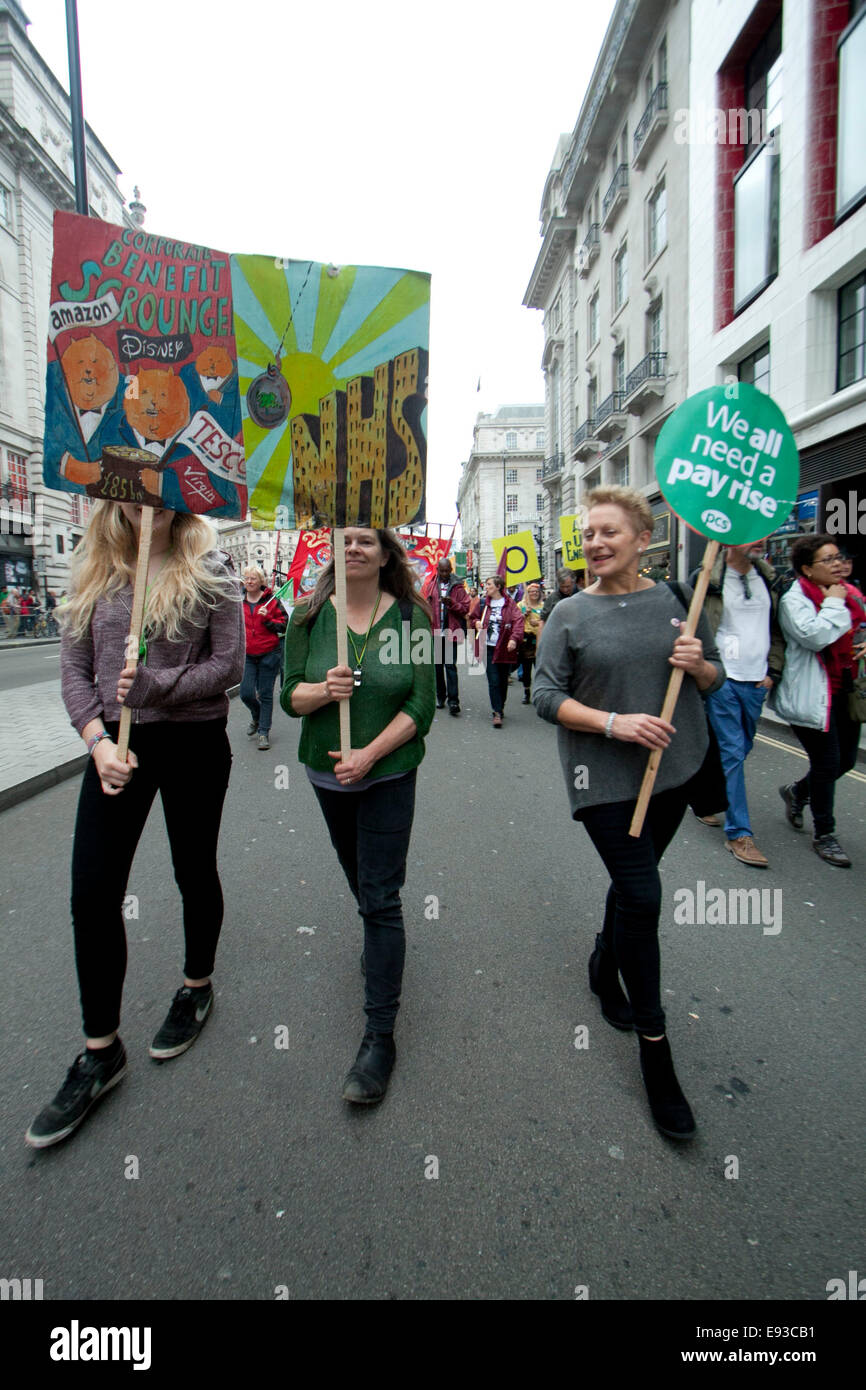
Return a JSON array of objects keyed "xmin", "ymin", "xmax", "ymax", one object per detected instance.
[
  {"xmin": 756, "ymin": 732, "xmax": 866, "ymax": 784},
  {"xmin": 43, "ymin": 654, "xmax": 61, "ymax": 661}
]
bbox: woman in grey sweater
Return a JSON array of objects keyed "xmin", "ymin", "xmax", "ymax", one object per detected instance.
[
  {"xmin": 26, "ymin": 501, "xmax": 244, "ymax": 1149},
  {"xmin": 534, "ymin": 486, "xmax": 724, "ymax": 1139}
]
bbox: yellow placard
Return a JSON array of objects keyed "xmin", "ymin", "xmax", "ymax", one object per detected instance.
[
  {"xmin": 491, "ymin": 531, "xmax": 541, "ymax": 584},
  {"xmin": 559, "ymin": 514, "xmax": 587, "ymax": 570}
]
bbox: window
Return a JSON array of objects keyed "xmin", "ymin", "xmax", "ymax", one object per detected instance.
[
  {"xmin": 585, "ymin": 468, "xmax": 601, "ymax": 490},
  {"xmin": 620, "ymin": 123, "xmax": 629, "ymax": 167},
  {"xmin": 745, "ymin": 13, "xmax": 782, "ymax": 156},
  {"xmin": 734, "ymin": 140, "xmax": 779, "ymax": 310},
  {"xmin": 616, "ymin": 451, "xmax": 630, "ymax": 486},
  {"xmin": 614, "ymin": 243, "xmax": 628, "ymax": 311},
  {"xmin": 588, "ymin": 292, "xmax": 599, "ymax": 346},
  {"xmin": 837, "ymin": 6, "xmax": 866, "ymax": 217},
  {"xmin": 588, "ymin": 377, "xmax": 598, "ymax": 421},
  {"xmin": 6, "ymin": 451, "xmax": 27, "ymax": 500},
  {"xmin": 506, "ymin": 494, "xmax": 518, "ymax": 513},
  {"xmin": 536, "ymin": 493, "xmax": 544, "ymax": 513},
  {"xmin": 658, "ymin": 37, "xmax": 667, "ymax": 84},
  {"xmin": 506, "ymin": 523, "xmax": 519, "ymax": 535},
  {"xmin": 738, "ymin": 341, "xmax": 771, "ymax": 395},
  {"xmin": 648, "ymin": 181, "xmax": 666, "ymax": 260},
  {"xmin": 505, "ymin": 431, "xmax": 517, "ymax": 450},
  {"xmin": 536, "ymin": 466, "xmax": 543, "ymax": 481},
  {"xmin": 613, "ymin": 346, "xmax": 626, "ymax": 396},
  {"xmin": 550, "ymin": 295, "xmax": 562, "ymax": 333},
  {"xmin": 505, "ymin": 467, "xmax": 518, "ymax": 483},
  {"xmin": 0, "ymin": 182, "xmax": 11, "ymax": 229},
  {"xmin": 838, "ymin": 271, "xmax": 866, "ymax": 388},
  {"xmin": 648, "ymin": 300, "xmax": 663, "ymax": 355},
  {"xmin": 56, "ymin": 534, "xmax": 65, "ymax": 554},
  {"xmin": 536, "ymin": 431, "xmax": 544, "ymax": 449}
]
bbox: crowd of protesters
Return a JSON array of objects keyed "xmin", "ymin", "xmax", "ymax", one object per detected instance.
[{"xmin": 20, "ymin": 489, "xmax": 865, "ymax": 1152}]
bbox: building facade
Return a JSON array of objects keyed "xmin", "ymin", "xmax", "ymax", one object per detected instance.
[
  {"xmin": 456, "ymin": 404, "xmax": 545, "ymax": 584},
  {"xmin": 687, "ymin": 0, "xmax": 866, "ymax": 579},
  {"xmin": 0, "ymin": 0, "xmax": 132, "ymax": 600},
  {"xmin": 524, "ymin": 0, "xmax": 689, "ymax": 581}
]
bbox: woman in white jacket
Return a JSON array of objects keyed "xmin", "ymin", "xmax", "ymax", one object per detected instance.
[{"xmin": 773, "ymin": 535, "xmax": 866, "ymax": 867}]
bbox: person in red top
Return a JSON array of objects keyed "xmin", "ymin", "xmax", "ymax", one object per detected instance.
[
  {"xmin": 19, "ymin": 589, "xmax": 36, "ymax": 636},
  {"xmin": 473, "ymin": 575, "xmax": 524, "ymax": 727},
  {"xmin": 427, "ymin": 556, "xmax": 471, "ymax": 715},
  {"xmin": 240, "ymin": 566, "xmax": 288, "ymax": 750}
]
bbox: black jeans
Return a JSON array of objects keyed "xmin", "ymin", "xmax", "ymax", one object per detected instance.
[
  {"xmin": 790, "ymin": 690, "xmax": 861, "ymax": 837},
  {"xmin": 71, "ymin": 720, "xmax": 233, "ymax": 1037},
  {"xmin": 485, "ymin": 657, "xmax": 511, "ymax": 715},
  {"xmin": 240, "ymin": 648, "xmax": 282, "ymax": 734},
  {"xmin": 435, "ymin": 660, "xmax": 459, "ymax": 708},
  {"xmin": 311, "ymin": 770, "xmax": 416, "ymax": 1033},
  {"xmin": 521, "ymin": 655, "xmax": 535, "ymax": 691},
  {"xmin": 577, "ymin": 786, "xmax": 689, "ymax": 1036}
]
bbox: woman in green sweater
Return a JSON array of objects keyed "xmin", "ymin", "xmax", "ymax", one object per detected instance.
[{"xmin": 281, "ymin": 527, "xmax": 435, "ymax": 1104}]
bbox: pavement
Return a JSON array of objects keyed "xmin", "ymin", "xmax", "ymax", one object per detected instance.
[{"xmin": 1, "ymin": 662, "xmax": 865, "ymax": 1304}]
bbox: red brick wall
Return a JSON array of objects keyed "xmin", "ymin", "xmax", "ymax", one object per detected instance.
[
  {"xmin": 715, "ymin": 68, "xmax": 745, "ymax": 331},
  {"xmin": 805, "ymin": 0, "xmax": 850, "ymax": 247}
]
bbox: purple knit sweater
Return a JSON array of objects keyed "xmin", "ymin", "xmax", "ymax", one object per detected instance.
[{"xmin": 61, "ymin": 559, "xmax": 245, "ymax": 735}]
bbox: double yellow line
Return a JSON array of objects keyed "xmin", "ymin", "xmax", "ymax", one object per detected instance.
[{"xmin": 756, "ymin": 732, "xmax": 866, "ymax": 785}]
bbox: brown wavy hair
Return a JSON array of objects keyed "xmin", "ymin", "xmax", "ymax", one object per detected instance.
[{"xmin": 294, "ymin": 529, "xmax": 432, "ymax": 626}]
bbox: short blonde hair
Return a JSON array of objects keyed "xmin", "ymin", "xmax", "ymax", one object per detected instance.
[
  {"xmin": 242, "ymin": 565, "xmax": 268, "ymax": 586},
  {"xmin": 581, "ymin": 485, "xmax": 654, "ymax": 537}
]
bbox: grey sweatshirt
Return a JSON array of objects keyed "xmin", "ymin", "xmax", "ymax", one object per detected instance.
[
  {"xmin": 533, "ymin": 584, "xmax": 725, "ymax": 814},
  {"xmin": 61, "ymin": 558, "xmax": 244, "ymax": 735}
]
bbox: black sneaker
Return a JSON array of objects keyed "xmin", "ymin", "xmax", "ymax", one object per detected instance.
[
  {"xmin": 813, "ymin": 834, "xmax": 851, "ymax": 868},
  {"xmin": 149, "ymin": 985, "xmax": 214, "ymax": 1059},
  {"xmin": 25, "ymin": 1042, "xmax": 127, "ymax": 1149},
  {"xmin": 779, "ymin": 783, "xmax": 806, "ymax": 830}
]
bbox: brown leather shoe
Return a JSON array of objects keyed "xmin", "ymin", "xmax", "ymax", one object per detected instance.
[
  {"xmin": 695, "ymin": 813, "xmax": 722, "ymax": 827},
  {"xmin": 725, "ymin": 836, "xmax": 769, "ymax": 868}
]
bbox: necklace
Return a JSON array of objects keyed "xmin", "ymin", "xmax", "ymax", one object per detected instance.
[{"xmin": 346, "ymin": 591, "xmax": 382, "ymax": 687}]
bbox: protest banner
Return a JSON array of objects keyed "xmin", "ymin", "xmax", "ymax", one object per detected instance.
[
  {"xmin": 42, "ymin": 211, "xmax": 248, "ymax": 758},
  {"xmin": 629, "ymin": 382, "xmax": 799, "ymax": 836},
  {"xmin": 559, "ymin": 514, "xmax": 587, "ymax": 571},
  {"xmin": 491, "ymin": 531, "xmax": 541, "ymax": 586},
  {"xmin": 231, "ymin": 254, "xmax": 431, "ymax": 754}
]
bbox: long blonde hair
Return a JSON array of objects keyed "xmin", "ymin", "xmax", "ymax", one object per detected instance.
[{"xmin": 62, "ymin": 502, "xmax": 239, "ymax": 643}]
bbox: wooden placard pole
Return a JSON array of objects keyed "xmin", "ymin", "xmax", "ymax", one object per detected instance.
[
  {"xmin": 628, "ymin": 539, "xmax": 720, "ymax": 838},
  {"xmin": 116, "ymin": 506, "xmax": 154, "ymax": 762},
  {"xmin": 332, "ymin": 528, "xmax": 352, "ymax": 761}
]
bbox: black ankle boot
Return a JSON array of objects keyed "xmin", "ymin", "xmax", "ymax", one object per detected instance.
[
  {"xmin": 638, "ymin": 1034, "xmax": 696, "ymax": 1139},
  {"xmin": 341, "ymin": 1031, "xmax": 396, "ymax": 1104},
  {"xmin": 588, "ymin": 933, "xmax": 633, "ymax": 1030}
]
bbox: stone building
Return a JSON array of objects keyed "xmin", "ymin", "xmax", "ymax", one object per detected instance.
[
  {"xmin": 457, "ymin": 404, "xmax": 545, "ymax": 585},
  {"xmin": 0, "ymin": 0, "xmax": 133, "ymax": 600},
  {"xmin": 524, "ymin": 0, "xmax": 688, "ymax": 580}
]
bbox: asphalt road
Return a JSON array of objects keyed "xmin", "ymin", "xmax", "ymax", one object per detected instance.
[
  {"xmin": 0, "ymin": 643, "xmax": 62, "ymax": 692},
  {"xmin": 1, "ymin": 671, "xmax": 864, "ymax": 1302}
]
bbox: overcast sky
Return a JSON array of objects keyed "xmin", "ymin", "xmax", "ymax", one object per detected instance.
[{"xmin": 22, "ymin": 0, "xmax": 616, "ymax": 527}]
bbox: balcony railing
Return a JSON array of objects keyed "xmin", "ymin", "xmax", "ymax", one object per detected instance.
[
  {"xmin": 593, "ymin": 392, "xmax": 626, "ymax": 429},
  {"xmin": 542, "ymin": 453, "xmax": 564, "ymax": 480},
  {"xmin": 624, "ymin": 352, "xmax": 667, "ymax": 412},
  {"xmin": 633, "ymin": 82, "xmax": 668, "ymax": 167},
  {"xmin": 573, "ymin": 421, "xmax": 595, "ymax": 450},
  {"xmin": 602, "ymin": 164, "xmax": 629, "ymax": 227},
  {"xmin": 577, "ymin": 223, "xmax": 600, "ymax": 276}
]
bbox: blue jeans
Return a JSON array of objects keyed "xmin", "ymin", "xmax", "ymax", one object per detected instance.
[
  {"xmin": 311, "ymin": 770, "xmax": 416, "ymax": 1032},
  {"xmin": 240, "ymin": 649, "xmax": 281, "ymax": 735},
  {"xmin": 705, "ymin": 679, "xmax": 767, "ymax": 840}
]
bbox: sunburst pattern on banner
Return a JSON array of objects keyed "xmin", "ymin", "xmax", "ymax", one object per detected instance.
[{"xmin": 231, "ymin": 256, "xmax": 430, "ymax": 528}]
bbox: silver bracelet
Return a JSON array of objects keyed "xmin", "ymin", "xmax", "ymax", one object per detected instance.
[{"xmin": 604, "ymin": 712, "xmax": 617, "ymax": 739}]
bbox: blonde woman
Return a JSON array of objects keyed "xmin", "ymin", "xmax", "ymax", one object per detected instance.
[{"xmin": 26, "ymin": 502, "xmax": 244, "ymax": 1149}]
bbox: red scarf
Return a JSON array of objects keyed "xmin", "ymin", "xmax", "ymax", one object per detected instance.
[{"xmin": 797, "ymin": 576, "xmax": 865, "ymax": 691}]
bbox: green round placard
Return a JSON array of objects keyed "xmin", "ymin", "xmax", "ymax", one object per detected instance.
[{"xmin": 654, "ymin": 384, "xmax": 799, "ymax": 543}]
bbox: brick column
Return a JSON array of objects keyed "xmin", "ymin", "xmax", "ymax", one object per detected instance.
[
  {"xmin": 805, "ymin": 0, "xmax": 850, "ymax": 248},
  {"xmin": 714, "ymin": 67, "xmax": 745, "ymax": 332}
]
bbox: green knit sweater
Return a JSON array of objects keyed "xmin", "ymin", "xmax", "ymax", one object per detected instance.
[{"xmin": 281, "ymin": 597, "xmax": 435, "ymax": 777}]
